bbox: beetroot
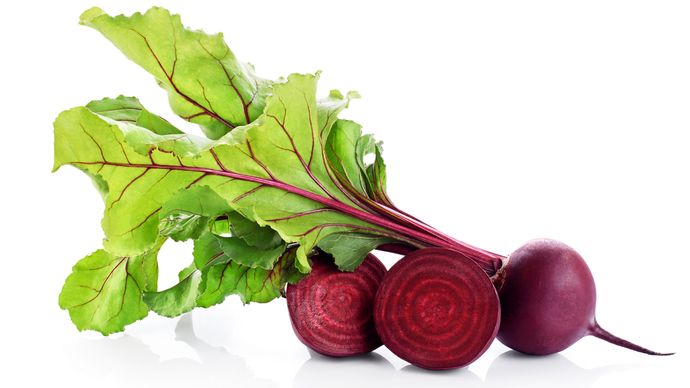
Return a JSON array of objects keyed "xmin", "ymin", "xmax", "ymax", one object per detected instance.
[
  {"xmin": 496, "ymin": 238, "xmax": 672, "ymax": 356},
  {"xmin": 373, "ymin": 248, "xmax": 501, "ymax": 370},
  {"xmin": 286, "ymin": 252, "xmax": 387, "ymax": 357}
]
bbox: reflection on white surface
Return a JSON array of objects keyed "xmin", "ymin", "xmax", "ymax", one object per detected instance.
[
  {"xmin": 293, "ymin": 351, "xmax": 396, "ymax": 387},
  {"xmin": 293, "ymin": 350, "xmax": 484, "ymax": 388},
  {"xmin": 59, "ymin": 310, "xmax": 680, "ymax": 388},
  {"xmin": 293, "ymin": 349, "xmax": 657, "ymax": 388},
  {"xmin": 396, "ymin": 364, "xmax": 483, "ymax": 387},
  {"xmin": 63, "ymin": 314, "xmax": 278, "ymax": 387},
  {"xmin": 294, "ymin": 350, "xmax": 484, "ymax": 388},
  {"xmin": 484, "ymin": 351, "xmax": 650, "ymax": 388}
]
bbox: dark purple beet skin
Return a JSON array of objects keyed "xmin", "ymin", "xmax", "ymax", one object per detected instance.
[
  {"xmin": 497, "ymin": 238, "xmax": 672, "ymax": 356},
  {"xmin": 286, "ymin": 252, "xmax": 387, "ymax": 357},
  {"xmin": 374, "ymin": 248, "xmax": 501, "ymax": 370}
]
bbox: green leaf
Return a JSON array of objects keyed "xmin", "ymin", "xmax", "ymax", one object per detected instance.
[
  {"xmin": 144, "ymin": 234, "xmax": 306, "ymax": 315},
  {"xmin": 363, "ymin": 139, "xmax": 393, "ymax": 206},
  {"xmin": 195, "ymin": 239, "xmax": 307, "ymax": 306},
  {"xmin": 158, "ymin": 185, "xmax": 234, "ymax": 241},
  {"xmin": 80, "ymin": 7, "xmax": 274, "ymax": 139},
  {"xmin": 142, "ymin": 269, "xmax": 202, "ymax": 318},
  {"xmin": 353, "ymin": 133, "xmax": 393, "ymax": 206},
  {"xmin": 87, "ymin": 95, "xmax": 183, "ymax": 135},
  {"xmin": 58, "ymin": 237, "xmax": 165, "ymax": 335},
  {"xmin": 215, "ymin": 234, "xmax": 287, "ymax": 270},
  {"xmin": 226, "ymin": 211, "xmax": 283, "ymax": 250},
  {"xmin": 143, "ymin": 241, "xmax": 161, "ymax": 292},
  {"xmin": 53, "ymin": 72, "xmax": 391, "ymax": 269},
  {"xmin": 209, "ymin": 216, "xmax": 233, "ymax": 236},
  {"xmin": 178, "ymin": 261, "xmax": 198, "ymax": 281},
  {"xmin": 159, "ymin": 213, "xmax": 208, "ymax": 242},
  {"xmin": 326, "ymin": 119, "xmax": 370, "ymax": 196},
  {"xmin": 87, "ymin": 96, "xmax": 215, "ymax": 158},
  {"xmin": 193, "ymin": 231, "xmax": 226, "ymax": 270},
  {"xmin": 326, "ymin": 119, "xmax": 394, "ymax": 209},
  {"xmin": 317, "ymin": 90, "xmax": 361, "ymax": 141},
  {"xmin": 317, "ymin": 232, "xmax": 397, "ymax": 271}
]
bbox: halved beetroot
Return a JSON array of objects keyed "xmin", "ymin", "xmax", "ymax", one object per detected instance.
[
  {"xmin": 286, "ymin": 252, "xmax": 387, "ymax": 357},
  {"xmin": 373, "ymin": 248, "xmax": 500, "ymax": 370}
]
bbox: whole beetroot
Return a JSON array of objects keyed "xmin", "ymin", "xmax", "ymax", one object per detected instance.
[{"xmin": 496, "ymin": 238, "xmax": 672, "ymax": 356}]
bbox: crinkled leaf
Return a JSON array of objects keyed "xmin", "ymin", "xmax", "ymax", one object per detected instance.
[
  {"xmin": 141, "ymin": 250, "xmax": 201, "ymax": 319},
  {"xmin": 58, "ymin": 237, "xmax": 165, "ymax": 335},
  {"xmin": 355, "ymin": 133, "xmax": 377, "ymax": 187},
  {"xmin": 178, "ymin": 261, "xmax": 198, "ymax": 281},
  {"xmin": 327, "ymin": 119, "xmax": 394, "ymax": 209},
  {"xmin": 209, "ymin": 216, "xmax": 233, "ymax": 236},
  {"xmin": 158, "ymin": 185, "xmax": 234, "ymax": 241},
  {"xmin": 53, "ymin": 72, "xmax": 394, "ymax": 271},
  {"xmin": 317, "ymin": 90, "xmax": 361, "ymax": 141},
  {"xmin": 87, "ymin": 96, "xmax": 215, "ymax": 158},
  {"xmin": 143, "ymin": 242, "xmax": 161, "ymax": 292},
  {"xmin": 226, "ymin": 211, "xmax": 283, "ymax": 250},
  {"xmin": 123, "ymin": 126, "xmax": 215, "ymax": 158},
  {"xmin": 195, "ymin": 238, "xmax": 306, "ymax": 306},
  {"xmin": 142, "ymin": 269, "xmax": 202, "ymax": 318},
  {"xmin": 87, "ymin": 95, "xmax": 183, "ymax": 135},
  {"xmin": 364, "ymin": 140, "xmax": 393, "ymax": 206},
  {"xmin": 354, "ymin": 133, "xmax": 394, "ymax": 207},
  {"xmin": 317, "ymin": 232, "xmax": 397, "ymax": 271},
  {"xmin": 145, "ymin": 234, "xmax": 306, "ymax": 313},
  {"xmin": 215, "ymin": 234, "xmax": 287, "ymax": 270},
  {"xmin": 159, "ymin": 213, "xmax": 208, "ymax": 242},
  {"xmin": 325, "ymin": 119, "xmax": 369, "ymax": 196},
  {"xmin": 193, "ymin": 230, "xmax": 226, "ymax": 270},
  {"xmin": 80, "ymin": 7, "xmax": 274, "ymax": 140}
]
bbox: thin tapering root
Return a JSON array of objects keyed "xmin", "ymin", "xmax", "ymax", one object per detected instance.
[{"xmin": 589, "ymin": 321, "xmax": 674, "ymax": 356}]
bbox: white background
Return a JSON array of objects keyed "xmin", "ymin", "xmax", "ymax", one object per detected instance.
[{"xmin": 2, "ymin": 1, "xmax": 687, "ymax": 387}]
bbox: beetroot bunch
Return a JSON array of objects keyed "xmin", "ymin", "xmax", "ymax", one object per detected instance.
[
  {"xmin": 53, "ymin": 6, "xmax": 672, "ymax": 372},
  {"xmin": 287, "ymin": 239, "xmax": 671, "ymax": 370}
]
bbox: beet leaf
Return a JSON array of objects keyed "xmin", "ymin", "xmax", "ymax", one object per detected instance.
[
  {"xmin": 194, "ymin": 233, "xmax": 306, "ymax": 307},
  {"xmin": 158, "ymin": 185, "xmax": 234, "ymax": 242},
  {"xmin": 79, "ymin": 7, "xmax": 273, "ymax": 140},
  {"xmin": 86, "ymin": 95, "xmax": 184, "ymax": 136},
  {"xmin": 58, "ymin": 237, "xmax": 165, "ymax": 334}
]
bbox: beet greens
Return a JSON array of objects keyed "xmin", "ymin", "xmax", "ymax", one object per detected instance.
[{"xmin": 55, "ymin": 6, "xmax": 502, "ymax": 334}]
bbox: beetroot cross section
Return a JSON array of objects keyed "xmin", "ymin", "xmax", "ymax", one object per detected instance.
[
  {"xmin": 286, "ymin": 252, "xmax": 387, "ymax": 357},
  {"xmin": 374, "ymin": 248, "xmax": 501, "ymax": 370}
]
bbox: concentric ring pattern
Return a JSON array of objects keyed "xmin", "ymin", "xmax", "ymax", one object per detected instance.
[
  {"xmin": 374, "ymin": 248, "xmax": 500, "ymax": 370},
  {"xmin": 287, "ymin": 253, "xmax": 386, "ymax": 357}
]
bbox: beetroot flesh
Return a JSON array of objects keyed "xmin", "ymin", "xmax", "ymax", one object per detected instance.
[
  {"xmin": 286, "ymin": 252, "xmax": 387, "ymax": 357},
  {"xmin": 497, "ymin": 238, "xmax": 672, "ymax": 356},
  {"xmin": 373, "ymin": 248, "xmax": 501, "ymax": 370}
]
